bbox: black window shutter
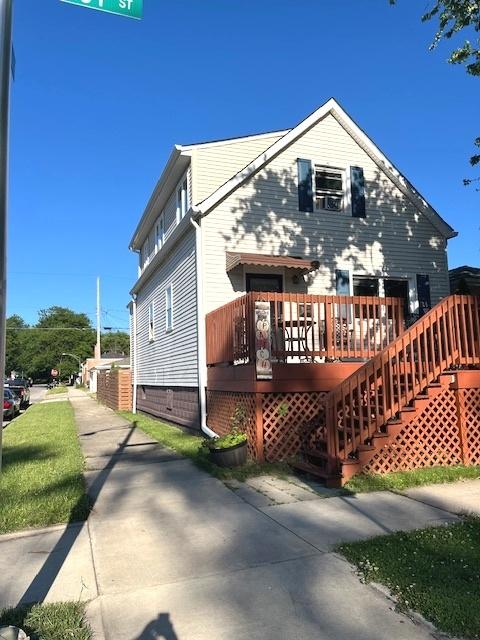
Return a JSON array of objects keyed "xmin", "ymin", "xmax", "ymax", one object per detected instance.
[
  {"xmin": 297, "ymin": 159, "xmax": 313, "ymax": 212},
  {"xmin": 335, "ymin": 269, "xmax": 350, "ymax": 295},
  {"xmin": 351, "ymin": 166, "xmax": 366, "ymax": 218}
]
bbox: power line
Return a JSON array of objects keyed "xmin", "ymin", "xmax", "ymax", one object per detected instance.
[
  {"xmin": 6, "ymin": 326, "xmax": 128, "ymax": 331},
  {"xmin": 9, "ymin": 270, "xmax": 133, "ymax": 280}
]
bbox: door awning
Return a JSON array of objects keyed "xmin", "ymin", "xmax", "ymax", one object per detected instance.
[{"xmin": 226, "ymin": 252, "xmax": 319, "ymax": 273}]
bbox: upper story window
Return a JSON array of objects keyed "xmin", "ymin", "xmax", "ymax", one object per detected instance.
[
  {"xmin": 176, "ymin": 177, "xmax": 189, "ymax": 223},
  {"xmin": 314, "ymin": 166, "xmax": 344, "ymax": 212},
  {"xmin": 142, "ymin": 241, "xmax": 150, "ymax": 269},
  {"xmin": 148, "ymin": 302, "xmax": 155, "ymax": 341},
  {"xmin": 155, "ymin": 214, "xmax": 165, "ymax": 253},
  {"xmin": 165, "ymin": 284, "xmax": 173, "ymax": 332}
]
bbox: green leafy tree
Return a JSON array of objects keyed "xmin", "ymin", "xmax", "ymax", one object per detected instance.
[
  {"xmin": 390, "ymin": 1, "xmax": 479, "ymax": 185},
  {"xmin": 5, "ymin": 307, "xmax": 97, "ymax": 381},
  {"xmin": 100, "ymin": 331, "xmax": 130, "ymax": 356},
  {"xmin": 5, "ymin": 315, "xmax": 28, "ymax": 377}
]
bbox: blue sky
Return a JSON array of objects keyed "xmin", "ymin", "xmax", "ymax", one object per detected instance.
[{"xmin": 7, "ymin": 0, "xmax": 479, "ymax": 327}]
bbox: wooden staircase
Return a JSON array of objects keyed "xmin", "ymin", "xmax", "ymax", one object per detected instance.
[{"xmin": 292, "ymin": 295, "xmax": 480, "ymax": 487}]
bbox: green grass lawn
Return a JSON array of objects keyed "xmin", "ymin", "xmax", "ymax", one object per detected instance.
[
  {"xmin": 345, "ymin": 465, "xmax": 480, "ymax": 493},
  {"xmin": 118, "ymin": 410, "xmax": 289, "ymax": 481},
  {"xmin": 0, "ymin": 602, "xmax": 92, "ymax": 640},
  {"xmin": 0, "ymin": 402, "xmax": 89, "ymax": 534},
  {"xmin": 46, "ymin": 386, "xmax": 69, "ymax": 396},
  {"xmin": 339, "ymin": 518, "xmax": 480, "ymax": 639}
]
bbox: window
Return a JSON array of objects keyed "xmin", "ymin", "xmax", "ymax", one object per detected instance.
[
  {"xmin": 314, "ymin": 166, "xmax": 344, "ymax": 212},
  {"xmin": 353, "ymin": 276, "xmax": 379, "ymax": 296},
  {"xmin": 353, "ymin": 276, "xmax": 379, "ymax": 318},
  {"xmin": 165, "ymin": 285, "xmax": 173, "ymax": 331},
  {"xmin": 148, "ymin": 302, "xmax": 155, "ymax": 341},
  {"xmin": 176, "ymin": 177, "xmax": 189, "ymax": 223},
  {"xmin": 142, "ymin": 241, "xmax": 150, "ymax": 270},
  {"xmin": 246, "ymin": 273, "xmax": 283, "ymax": 293},
  {"xmin": 155, "ymin": 215, "xmax": 165, "ymax": 253}
]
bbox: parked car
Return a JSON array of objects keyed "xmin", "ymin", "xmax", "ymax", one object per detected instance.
[
  {"xmin": 5, "ymin": 378, "xmax": 30, "ymax": 409},
  {"xmin": 3, "ymin": 388, "xmax": 20, "ymax": 420}
]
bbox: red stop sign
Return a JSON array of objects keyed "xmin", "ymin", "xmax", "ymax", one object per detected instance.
[{"xmin": 51, "ymin": 369, "xmax": 59, "ymax": 377}]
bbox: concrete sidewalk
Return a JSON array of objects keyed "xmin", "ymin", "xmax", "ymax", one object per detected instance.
[{"xmin": 0, "ymin": 389, "xmax": 470, "ymax": 640}]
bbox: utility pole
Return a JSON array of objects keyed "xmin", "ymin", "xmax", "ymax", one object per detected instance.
[
  {"xmin": 95, "ymin": 276, "xmax": 101, "ymax": 359},
  {"xmin": 0, "ymin": 0, "xmax": 13, "ymax": 473}
]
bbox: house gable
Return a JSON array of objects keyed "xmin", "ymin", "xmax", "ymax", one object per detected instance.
[
  {"xmin": 194, "ymin": 98, "xmax": 456, "ymax": 241},
  {"xmin": 200, "ymin": 108, "xmax": 452, "ymax": 313}
]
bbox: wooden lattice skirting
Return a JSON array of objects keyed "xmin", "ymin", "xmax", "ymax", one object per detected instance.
[
  {"xmin": 206, "ymin": 390, "xmax": 328, "ymax": 462},
  {"xmin": 207, "ymin": 371, "xmax": 480, "ymax": 472}
]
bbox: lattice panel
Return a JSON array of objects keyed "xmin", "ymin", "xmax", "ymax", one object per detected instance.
[
  {"xmin": 206, "ymin": 391, "xmax": 257, "ymax": 458},
  {"xmin": 463, "ymin": 388, "xmax": 480, "ymax": 465},
  {"xmin": 364, "ymin": 388, "xmax": 463, "ymax": 474},
  {"xmin": 262, "ymin": 392, "xmax": 328, "ymax": 462}
]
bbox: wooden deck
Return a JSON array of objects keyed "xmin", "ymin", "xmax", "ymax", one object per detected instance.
[
  {"xmin": 206, "ymin": 292, "xmax": 405, "ymax": 367},
  {"xmin": 206, "ymin": 294, "xmax": 480, "ymax": 484}
]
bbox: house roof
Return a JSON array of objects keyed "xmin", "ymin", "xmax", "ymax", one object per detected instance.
[
  {"xmin": 226, "ymin": 252, "xmax": 319, "ymax": 272},
  {"xmin": 181, "ymin": 128, "xmax": 290, "ymax": 150},
  {"xmin": 129, "ymin": 146, "xmax": 191, "ymax": 251},
  {"xmin": 192, "ymin": 98, "xmax": 457, "ymax": 240},
  {"xmin": 449, "ymin": 265, "xmax": 480, "ymax": 277},
  {"xmin": 129, "ymin": 130, "xmax": 289, "ymax": 252}
]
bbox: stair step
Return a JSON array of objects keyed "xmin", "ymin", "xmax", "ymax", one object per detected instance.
[
  {"xmin": 305, "ymin": 448, "xmax": 328, "ymax": 462},
  {"xmin": 357, "ymin": 444, "xmax": 376, "ymax": 452},
  {"xmin": 290, "ymin": 460, "xmax": 330, "ymax": 481},
  {"xmin": 357, "ymin": 444, "xmax": 376, "ymax": 463}
]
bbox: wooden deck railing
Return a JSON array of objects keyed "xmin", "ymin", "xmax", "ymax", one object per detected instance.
[
  {"xmin": 325, "ymin": 294, "xmax": 480, "ymax": 470},
  {"xmin": 206, "ymin": 292, "xmax": 405, "ymax": 366}
]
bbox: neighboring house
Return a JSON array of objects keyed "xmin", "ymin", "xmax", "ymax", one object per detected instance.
[
  {"xmin": 128, "ymin": 97, "xmax": 456, "ymax": 431},
  {"xmin": 83, "ymin": 355, "xmax": 126, "ymax": 392},
  {"xmin": 450, "ymin": 265, "xmax": 480, "ymax": 295}
]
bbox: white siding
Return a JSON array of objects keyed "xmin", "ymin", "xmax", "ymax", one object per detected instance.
[
  {"xmin": 136, "ymin": 227, "xmax": 198, "ymax": 387},
  {"xmin": 191, "ymin": 133, "xmax": 285, "ymax": 204},
  {"xmin": 202, "ymin": 113, "xmax": 450, "ymax": 313}
]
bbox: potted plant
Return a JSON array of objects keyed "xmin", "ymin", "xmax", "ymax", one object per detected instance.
[{"xmin": 202, "ymin": 404, "xmax": 248, "ymax": 468}]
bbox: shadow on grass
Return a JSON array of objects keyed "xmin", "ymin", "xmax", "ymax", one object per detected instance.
[{"xmin": 3, "ymin": 444, "xmax": 54, "ymax": 466}]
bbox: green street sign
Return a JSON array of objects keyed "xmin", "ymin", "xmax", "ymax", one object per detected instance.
[{"xmin": 60, "ymin": 0, "xmax": 142, "ymax": 19}]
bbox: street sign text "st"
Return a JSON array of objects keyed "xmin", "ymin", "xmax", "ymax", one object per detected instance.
[{"xmin": 60, "ymin": 0, "xmax": 142, "ymax": 20}]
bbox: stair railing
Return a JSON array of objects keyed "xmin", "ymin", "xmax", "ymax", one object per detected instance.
[{"xmin": 325, "ymin": 295, "xmax": 480, "ymax": 472}]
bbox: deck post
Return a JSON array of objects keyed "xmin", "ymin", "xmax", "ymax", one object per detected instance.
[{"xmin": 454, "ymin": 384, "xmax": 470, "ymax": 465}]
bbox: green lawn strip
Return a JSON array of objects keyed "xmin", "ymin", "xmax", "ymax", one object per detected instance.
[
  {"xmin": 345, "ymin": 465, "xmax": 480, "ymax": 493},
  {"xmin": 118, "ymin": 410, "xmax": 290, "ymax": 481},
  {"xmin": 338, "ymin": 518, "xmax": 480, "ymax": 639},
  {"xmin": 0, "ymin": 402, "xmax": 89, "ymax": 534},
  {"xmin": 0, "ymin": 602, "xmax": 92, "ymax": 640},
  {"xmin": 46, "ymin": 386, "xmax": 69, "ymax": 396}
]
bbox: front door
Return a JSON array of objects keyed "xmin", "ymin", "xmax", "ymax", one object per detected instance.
[{"xmin": 246, "ymin": 273, "xmax": 283, "ymax": 293}]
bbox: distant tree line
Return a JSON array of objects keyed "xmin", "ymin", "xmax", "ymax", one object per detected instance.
[{"xmin": 5, "ymin": 306, "xmax": 130, "ymax": 381}]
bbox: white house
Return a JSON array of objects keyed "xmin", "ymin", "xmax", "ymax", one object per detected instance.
[{"xmin": 128, "ymin": 98, "xmax": 456, "ymax": 431}]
